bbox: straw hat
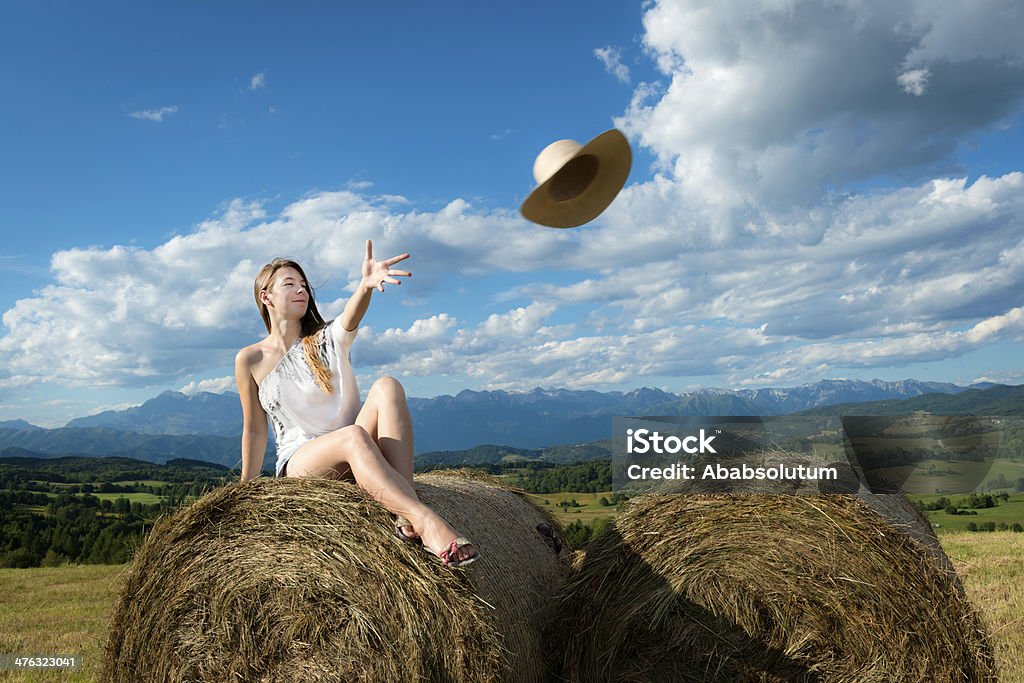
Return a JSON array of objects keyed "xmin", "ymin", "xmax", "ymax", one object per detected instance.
[{"xmin": 520, "ymin": 128, "xmax": 632, "ymax": 228}]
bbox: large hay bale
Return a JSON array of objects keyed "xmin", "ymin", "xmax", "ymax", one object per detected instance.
[
  {"xmin": 648, "ymin": 450, "xmax": 954, "ymax": 575},
  {"xmin": 103, "ymin": 473, "xmax": 570, "ymax": 683},
  {"xmin": 547, "ymin": 494, "xmax": 996, "ymax": 682}
]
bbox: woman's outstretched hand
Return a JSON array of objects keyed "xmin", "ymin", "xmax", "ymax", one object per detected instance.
[{"xmin": 360, "ymin": 240, "xmax": 411, "ymax": 292}]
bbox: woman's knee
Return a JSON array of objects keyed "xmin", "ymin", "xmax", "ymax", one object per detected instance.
[
  {"xmin": 329, "ymin": 424, "xmax": 373, "ymax": 452},
  {"xmin": 369, "ymin": 376, "xmax": 406, "ymax": 402}
]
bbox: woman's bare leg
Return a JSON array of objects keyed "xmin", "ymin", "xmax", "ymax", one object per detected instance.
[
  {"xmin": 356, "ymin": 376, "xmax": 416, "ymax": 538},
  {"xmin": 284, "ymin": 424, "xmax": 475, "ymax": 563},
  {"xmin": 355, "ymin": 376, "xmax": 414, "ymax": 487}
]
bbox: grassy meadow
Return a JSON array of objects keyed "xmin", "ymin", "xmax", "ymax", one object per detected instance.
[
  {"xmin": 941, "ymin": 532, "xmax": 1024, "ymax": 681},
  {"xmin": 0, "ymin": 564, "xmax": 126, "ymax": 682},
  {"xmin": 525, "ymin": 491, "xmax": 618, "ymax": 523},
  {"xmin": 913, "ymin": 491, "xmax": 1024, "ymax": 532}
]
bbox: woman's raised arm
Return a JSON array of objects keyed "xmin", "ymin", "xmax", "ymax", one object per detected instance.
[{"xmin": 338, "ymin": 240, "xmax": 411, "ymax": 332}]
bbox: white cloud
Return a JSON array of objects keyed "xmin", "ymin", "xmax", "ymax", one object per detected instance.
[
  {"xmin": 594, "ymin": 46, "xmax": 631, "ymax": 84},
  {"xmin": 128, "ymin": 106, "xmax": 179, "ymax": 122},
  {"xmin": 480, "ymin": 302, "xmax": 556, "ymax": 337},
  {"xmin": 250, "ymin": 72, "xmax": 266, "ymax": 91},
  {"xmin": 1, "ymin": 163, "xmax": 1023, "ymax": 396},
  {"xmin": 0, "ymin": 190, "xmax": 571, "ymax": 392},
  {"xmin": 356, "ymin": 314, "xmax": 458, "ymax": 366},
  {"xmin": 87, "ymin": 401, "xmax": 143, "ymax": 415},
  {"xmin": 897, "ymin": 68, "xmax": 931, "ymax": 96},
  {"xmin": 900, "ymin": 0, "xmax": 1024, "ymax": 69},
  {"xmin": 623, "ymin": 0, "xmax": 1024, "ymax": 212},
  {"xmin": 180, "ymin": 376, "xmax": 237, "ymax": 395}
]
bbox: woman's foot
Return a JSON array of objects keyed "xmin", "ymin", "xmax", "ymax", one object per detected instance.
[
  {"xmin": 418, "ymin": 516, "xmax": 480, "ymax": 566},
  {"xmin": 429, "ymin": 537, "xmax": 479, "ymax": 567},
  {"xmin": 393, "ymin": 515, "xmax": 421, "ymax": 543}
]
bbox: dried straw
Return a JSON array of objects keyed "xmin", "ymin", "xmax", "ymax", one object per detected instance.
[
  {"xmin": 649, "ymin": 450, "xmax": 954, "ymax": 573},
  {"xmin": 103, "ymin": 473, "xmax": 570, "ymax": 683},
  {"xmin": 547, "ymin": 493, "xmax": 996, "ymax": 682}
]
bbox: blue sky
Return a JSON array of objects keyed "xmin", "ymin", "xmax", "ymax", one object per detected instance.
[{"xmin": 2, "ymin": 1, "xmax": 1023, "ymax": 427}]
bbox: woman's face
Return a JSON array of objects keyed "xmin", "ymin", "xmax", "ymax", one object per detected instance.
[{"xmin": 265, "ymin": 266, "xmax": 309, "ymax": 319}]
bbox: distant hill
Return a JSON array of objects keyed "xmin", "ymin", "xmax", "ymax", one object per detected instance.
[
  {"xmin": 798, "ymin": 383, "xmax": 1024, "ymax": 416},
  {"xmin": 0, "ymin": 429, "xmax": 240, "ymax": 468},
  {"xmin": 0, "ymin": 419, "xmax": 42, "ymax": 430},
  {"xmin": 66, "ymin": 390, "xmax": 242, "ymax": 436},
  {"xmin": 402, "ymin": 380, "xmax": 980, "ymax": 451},
  {"xmin": 4, "ymin": 384, "xmax": 1019, "ymax": 473},
  {"xmin": 0, "ymin": 452, "xmax": 233, "ymax": 482},
  {"xmin": 0, "ymin": 378, "xmax": 1003, "ymax": 468},
  {"xmin": 415, "ymin": 445, "xmax": 542, "ymax": 468},
  {"xmin": 53, "ymin": 379, "xmax": 981, "ymax": 451},
  {"xmin": 717, "ymin": 378, "xmax": 971, "ymax": 414}
]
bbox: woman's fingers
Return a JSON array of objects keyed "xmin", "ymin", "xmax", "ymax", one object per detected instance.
[
  {"xmin": 366, "ymin": 240, "xmax": 374, "ymax": 261},
  {"xmin": 374, "ymin": 276, "xmax": 403, "ymax": 292},
  {"xmin": 383, "ymin": 253, "xmax": 410, "ymax": 266},
  {"xmin": 387, "ymin": 269, "xmax": 412, "ymax": 277}
]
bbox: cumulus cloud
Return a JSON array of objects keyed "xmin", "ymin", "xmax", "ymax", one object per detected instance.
[
  {"xmin": 897, "ymin": 68, "xmax": 931, "ymax": 96},
  {"xmin": 180, "ymin": 376, "xmax": 237, "ymax": 395},
  {"xmin": 128, "ymin": 106, "xmax": 179, "ymax": 122},
  {"xmin": 358, "ymin": 314, "xmax": 772, "ymax": 391},
  {"xmin": 594, "ymin": 46, "xmax": 631, "ymax": 84},
  {"xmin": 622, "ymin": 0, "xmax": 1024, "ymax": 214},
  {"xmin": 0, "ymin": 190, "xmax": 575, "ymax": 392},
  {"xmin": 2, "ymin": 164, "xmax": 1023, "ymax": 396},
  {"xmin": 899, "ymin": 0, "xmax": 1024, "ymax": 69},
  {"xmin": 249, "ymin": 72, "xmax": 266, "ymax": 90},
  {"xmin": 87, "ymin": 401, "xmax": 143, "ymax": 415}
]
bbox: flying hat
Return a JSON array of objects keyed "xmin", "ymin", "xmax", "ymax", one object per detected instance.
[{"xmin": 520, "ymin": 128, "xmax": 631, "ymax": 228}]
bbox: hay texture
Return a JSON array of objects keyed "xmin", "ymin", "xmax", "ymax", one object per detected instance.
[
  {"xmin": 103, "ymin": 472, "xmax": 570, "ymax": 683},
  {"xmin": 547, "ymin": 494, "xmax": 996, "ymax": 683},
  {"xmin": 648, "ymin": 450, "xmax": 954, "ymax": 574}
]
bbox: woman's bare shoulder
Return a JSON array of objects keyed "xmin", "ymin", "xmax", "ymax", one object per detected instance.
[{"xmin": 235, "ymin": 341, "xmax": 270, "ymax": 376}]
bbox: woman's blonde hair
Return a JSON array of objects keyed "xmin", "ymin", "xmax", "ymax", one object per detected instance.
[{"xmin": 254, "ymin": 258, "xmax": 334, "ymax": 394}]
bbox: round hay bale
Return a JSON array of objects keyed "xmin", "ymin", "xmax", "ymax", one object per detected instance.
[
  {"xmin": 547, "ymin": 494, "xmax": 996, "ymax": 683},
  {"xmin": 649, "ymin": 450, "xmax": 955, "ymax": 575},
  {"xmin": 852, "ymin": 488, "xmax": 956, "ymax": 575},
  {"xmin": 103, "ymin": 473, "xmax": 570, "ymax": 683}
]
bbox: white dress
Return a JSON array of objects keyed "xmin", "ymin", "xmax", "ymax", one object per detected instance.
[{"xmin": 257, "ymin": 318, "xmax": 361, "ymax": 476}]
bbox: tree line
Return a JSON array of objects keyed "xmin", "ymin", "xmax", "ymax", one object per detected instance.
[
  {"xmin": 1, "ymin": 491, "xmax": 163, "ymax": 568},
  {"xmin": 0, "ymin": 457, "xmax": 232, "ymax": 568},
  {"xmin": 503, "ymin": 460, "xmax": 613, "ymax": 493}
]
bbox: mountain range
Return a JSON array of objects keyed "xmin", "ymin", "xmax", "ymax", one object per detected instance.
[{"xmin": 1, "ymin": 379, "xmax": 1015, "ymax": 470}]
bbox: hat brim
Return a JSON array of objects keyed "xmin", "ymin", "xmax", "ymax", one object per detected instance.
[{"xmin": 520, "ymin": 128, "xmax": 632, "ymax": 229}]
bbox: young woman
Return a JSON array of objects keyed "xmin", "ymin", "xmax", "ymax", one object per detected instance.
[{"xmin": 234, "ymin": 241, "xmax": 478, "ymax": 567}]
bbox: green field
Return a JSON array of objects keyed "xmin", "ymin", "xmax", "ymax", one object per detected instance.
[
  {"xmin": 524, "ymin": 491, "xmax": 617, "ymax": 524},
  {"xmin": 834, "ymin": 457, "xmax": 1024, "ymax": 496},
  {"xmin": 0, "ymin": 564, "xmax": 124, "ymax": 682},
  {"xmin": 85, "ymin": 493, "xmax": 164, "ymax": 505},
  {"xmin": 941, "ymin": 532, "xmax": 1024, "ymax": 679},
  {"xmin": 27, "ymin": 491, "xmax": 167, "ymax": 505},
  {"xmin": 981, "ymin": 459, "xmax": 1024, "ymax": 484},
  {"xmin": 910, "ymin": 492, "xmax": 1024, "ymax": 533}
]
